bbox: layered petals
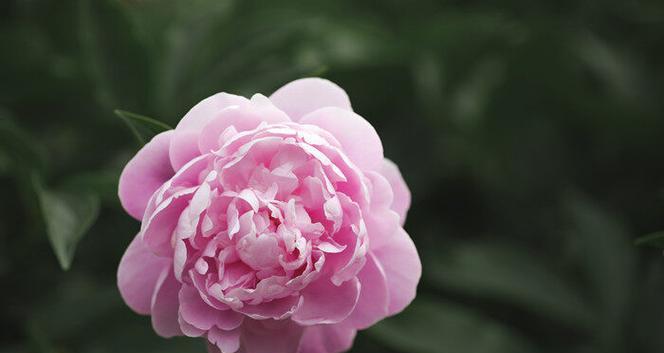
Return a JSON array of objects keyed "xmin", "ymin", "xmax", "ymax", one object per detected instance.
[{"xmin": 117, "ymin": 78, "xmax": 420, "ymax": 353}]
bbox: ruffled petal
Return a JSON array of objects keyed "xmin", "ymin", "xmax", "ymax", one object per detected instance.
[
  {"xmin": 117, "ymin": 234, "xmax": 170, "ymax": 314},
  {"xmin": 292, "ymin": 277, "xmax": 360, "ymax": 325},
  {"xmin": 372, "ymin": 227, "xmax": 421, "ymax": 315},
  {"xmin": 118, "ymin": 131, "xmax": 175, "ymax": 220},
  {"xmin": 300, "ymin": 107, "xmax": 383, "ymax": 171},
  {"xmin": 270, "ymin": 78, "xmax": 352, "ymax": 121}
]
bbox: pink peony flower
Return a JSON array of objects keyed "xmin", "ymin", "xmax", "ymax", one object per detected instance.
[{"xmin": 117, "ymin": 78, "xmax": 421, "ymax": 353}]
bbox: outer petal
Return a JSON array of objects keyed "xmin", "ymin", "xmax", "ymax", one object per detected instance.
[
  {"xmin": 118, "ymin": 131, "xmax": 175, "ymax": 220},
  {"xmin": 198, "ymin": 95, "xmax": 291, "ymax": 154},
  {"xmin": 292, "ymin": 277, "xmax": 360, "ymax": 325},
  {"xmin": 151, "ymin": 268, "xmax": 183, "ymax": 338},
  {"xmin": 240, "ymin": 319, "xmax": 304, "ymax": 353},
  {"xmin": 300, "ymin": 107, "xmax": 383, "ymax": 171},
  {"xmin": 176, "ymin": 92, "xmax": 249, "ymax": 132},
  {"xmin": 117, "ymin": 234, "xmax": 170, "ymax": 315},
  {"xmin": 269, "ymin": 78, "xmax": 352, "ymax": 121},
  {"xmin": 379, "ymin": 158, "xmax": 411, "ymax": 224},
  {"xmin": 297, "ymin": 322, "xmax": 356, "ymax": 353},
  {"xmin": 372, "ymin": 227, "xmax": 421, "ymax": 315},
  {"xmin": 346, "ymin": 252, "xmax": 389, "ymax": 329}
]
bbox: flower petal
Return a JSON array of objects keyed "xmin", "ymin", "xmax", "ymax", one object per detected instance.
[
  {"xmin": 169, "ymin": 129, "xmax": 202, "ymax": 171},
  {"xmin": 346, "ymin": 252, "xmax": 389, "ymax": 329},
  {"xmin": 269, "ymin": 78, "xmax": 352, "ymax": 121},
  {"xmin": 241, "ymin": 319, "xmax": 304, "ymax": 353},
  {"xmin": 118, "ymin": 131, "xmax": 175, "ymax": 220},
  {"xmin": 176, "ymin": 92, "xmax": 249, "ymax": 132},
  {"xmin": 379, "ymin": 158, "xmax": 411, "ymax": 224},
  {"xmin": 297, "ymin": 322, "xmax": 356, "ymax": 353},
  {"xmin": 179, "ymin": 285, "xmax": 243, "ymax": 331},
  {"xmin": 292, "ymin": 277, "xmax": 360, "ymax": 325},
  {"xmin": 300, "ymin": 107, "xmax": 383, "ymax": 171},
  {"xmin": 151, "ymin": 268, "xmax": 183, "ymax": 338},
  {"xmin": 372, "ymin": 227, "xmax": 421, "ymax": 315},
  {"xmin": 117, "ymin": 234, "xmax": 170, "ymax": 315},
  {"xmin": 208, "ymin": 326, "xmax": 241, "ymax": 353},
  {"xmin": 198, "ymin": 96, "xmax": 290, "ymax": 154}
]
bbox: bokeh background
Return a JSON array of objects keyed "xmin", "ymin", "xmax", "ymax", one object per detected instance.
[{"xmin": 2, "ymin": 0, "xmax": 664, "ymax": 352}]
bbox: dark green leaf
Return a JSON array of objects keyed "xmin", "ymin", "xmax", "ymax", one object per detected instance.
[
  {"xmin": 34, "ymin": 177, "xmax": 101, "ymax": 270},
  {"xmin": 634, "ymin": 231, "xmax": 664, "ymax": 248},
  {"xmin": 114, "ymin": 109, "xmax": 172, "ymax": 146},
  {"xmin": 368, "ymin": 298, "xmax": 535, "ymax": 353}
]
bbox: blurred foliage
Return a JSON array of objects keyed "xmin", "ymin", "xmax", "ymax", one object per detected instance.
[{"xmin": 1, "ymin": 0, "xmax": 664, "ymax": 352}]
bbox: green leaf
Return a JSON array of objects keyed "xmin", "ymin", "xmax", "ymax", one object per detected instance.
[
  {"xmin": 634, "ymin": 231, "xmax": 664, "ymax": 248},
  {"xmin": 427, "ymin": 242, "xmax": 595, "ymax": 331},
  {"xmin": 34, "ymin": 177, "xmax": 100, "ymax": 270},
  {"xmin": 368, "ymin": 298, "xmax": 535, "ymax": 353},
  {"xmin": 114, "ymin": 109, "xmax": 172, "ymax": 146}
]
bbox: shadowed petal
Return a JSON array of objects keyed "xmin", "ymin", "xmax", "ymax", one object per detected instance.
[
  {"xmin": 151, "ymin": 268, "xmax": 183, "ymax": 338},
  {"xmin": 297, "ymin": 322, "xmax": 356, "ymax": 353},
  {"xmin": 118, "ymin": 131, "xmax": 174, "ymax": 220},
  {"xmin": 117, "ymin": 234, "xmax": 170, "ymax": 314}
]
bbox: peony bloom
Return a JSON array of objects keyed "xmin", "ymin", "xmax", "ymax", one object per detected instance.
[{"xmin": 117, "ymin": 78, "xmax": 421, "ymax": 353}]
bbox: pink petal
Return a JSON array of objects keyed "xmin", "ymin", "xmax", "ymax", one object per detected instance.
[
  {"xmin": 300, "ymin": 107, "xmax": 383, "ymax": 171},
  {"xmin": 198, "ymin": 97, "xmax": 290, "ymax": 153},
  {"xmin": 379, "ymin": 158, "xmax": 411, "ymax": 224},
  {"xmin": 292, "ymin": 277, "xmax": 360, "ymax": 325},
  {"xmin": 176, "ymin": 92, "xmax": 249, "ymax": 132},
  {"xmin": 297, "ymin": 322, "xmax": 356, "ymax": 353},
  {"xmin": 346, "ymin": 252, "xmax": 389, "ymax": 329},
  {"xmin": 372, "ymin": 227, "xmax": 421, "ymax": 315},
  {"xmin": 208, "ymin": 326, "xmax": 241, "ymax": 353},
  {"xmin": 151, "ymin": 268, "xmax": 183, "ymax": 338},
  {"xmin": 169, "ymin": 129, "xmax": 202, "ymax": 171},
  {"xmin": 141, "ymin": 187, "xmax": 196, "ymax": 256},
  {"xmin": 237, "ymin": 295, "xmax": 301, "ymax": 320},
  {"xmin": 269, "ymin": 78, "xmax": 352, "ymax": 121},
  {"xmin": 179, "ymin": 285, "xmax": 243, "ymax": 331},
  {"xmin": 241, "ymin": 319, "xmax": 304, "ymax": 353},
  {"xmin": 118, "ymin": 131, "xmax": 175, "ymax": 220},
  {"xmin": 117, "ymin": 234, "xmax": 170, "ymax": 315},
  {"xmin": 364, "ymin": 207, "xmax": 401, "ymax": 251}
]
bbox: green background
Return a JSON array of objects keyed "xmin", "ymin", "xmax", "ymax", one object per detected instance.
[{"xmin": 1, "ymin": 0, "xmax": 664, "ymax": 352}]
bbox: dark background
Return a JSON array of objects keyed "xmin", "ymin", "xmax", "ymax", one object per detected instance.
[{"xmin": 2, "ymin": 0, "xmax": 664, "ymax": 352}]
